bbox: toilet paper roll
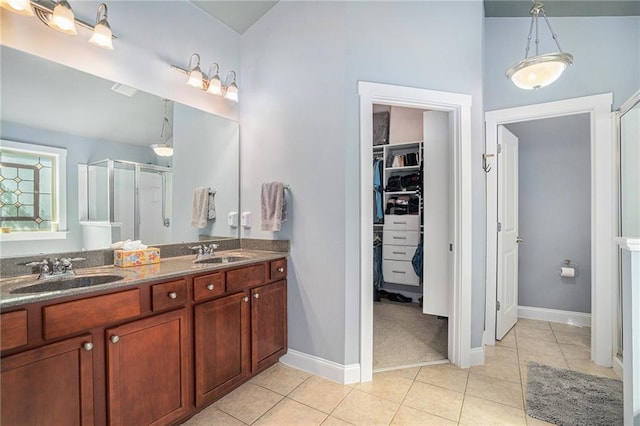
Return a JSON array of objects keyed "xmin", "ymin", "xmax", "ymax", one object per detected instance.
[{"xmin": 560, "ymin": 267, "xmax": 576, "ymax": 278}]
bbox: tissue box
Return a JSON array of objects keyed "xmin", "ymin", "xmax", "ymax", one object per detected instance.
[{"xmin": 114, "ymin": 247, "xmax": 161, "ymax": 268}]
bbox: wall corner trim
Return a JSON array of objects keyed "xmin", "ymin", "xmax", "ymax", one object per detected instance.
[
  {"xmin": 469, "ymin": 346, "xmax": 485, "ymax": 366},
  {"xmin": 280, "ymin": 349, "xmax": 361, "ymax": 385}
]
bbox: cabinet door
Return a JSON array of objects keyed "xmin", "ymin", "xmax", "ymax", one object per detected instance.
[
  {"xmin": 106, "ymin": 309, "xmax": 188, "ymax": 426},
  {"xmin": 251, "ymin": 280, "xmax": 287, "ymax": 373},
  {"xmin": 194, "ymin": 292, "xmax": 250, "ymax": 407},
  {"xmin": 1, "ymin": 334, "xmax": 94, "ymax": 426}
]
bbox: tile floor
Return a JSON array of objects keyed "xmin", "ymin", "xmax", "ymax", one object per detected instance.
[{"xmin": 183, "ymin": 319, "xmax": 619, "ymax": 425}]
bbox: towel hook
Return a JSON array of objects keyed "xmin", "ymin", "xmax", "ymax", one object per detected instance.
[{"xmin": 482, "ymin": 153, "xmax": 493, "ymax": 173}]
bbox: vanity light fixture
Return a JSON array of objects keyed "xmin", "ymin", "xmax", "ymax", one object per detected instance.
[
  {"xmin": 206, "ymin": 63, "xmax": 223, "ymax": 96},
  {"xmin": 506, "ymin": 0, "xmax": 573, "ymax": 90},
  {"xmin": 0, "ymin": 0, "xmax": 34, "ymax": 16},
  {"xmin": 2, "ymin": 0, "xmax": 116, "ymax": 49},
  {"xmin": 223, "ymin": 71, "xmax": 239, "ymax": 102},
  {"xmin": 186, "ymin": 54, "xmax": 204, "ymax": 89},
  {"xmin": 151, "ymin": 100, "xmax": 174, "ymax": 157},
  {"xmin": 88, "ymin": 3, "xmax": 113, "ymax": 50}
]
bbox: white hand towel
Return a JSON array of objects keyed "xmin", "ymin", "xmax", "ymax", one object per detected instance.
[
  {"xmin": 261, "ymin": 182, "xmax": 284, "ymax": 231},
  {"xmin": 191, "ymin": 187, "xmax": 209, "ymax": 229},
  {"xmin": 208, "ymin": 189, "xmax": 216, "ymax": 220}
]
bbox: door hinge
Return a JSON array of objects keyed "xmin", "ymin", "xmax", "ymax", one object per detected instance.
[
  {"xmin": 497, "ymin": 222, "xmax": 502, "ymax": 232},
  {"xmin": 497, "ymin": 144, "xmax": 502, "ymax": 154},
  {"xmin": 449, "ymin": 243, "xmax": 453, "ymax": 252},
  {"xmin": 497, "ymin": 301, "xmax": 501, "ymax": 311}
]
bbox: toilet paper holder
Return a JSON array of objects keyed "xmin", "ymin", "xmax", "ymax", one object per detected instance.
[{"xmin": 561, "ymin": 259, "xmax": 578, "ymax": 278}]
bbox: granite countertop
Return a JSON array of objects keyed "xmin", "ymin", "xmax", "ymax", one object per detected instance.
[{"xmin": 0, "ymin": 249, "xmax": 287, "ymax": 309}]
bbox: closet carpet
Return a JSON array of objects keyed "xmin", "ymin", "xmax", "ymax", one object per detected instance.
[{"xmin": 373, "ymin": 300, "xmax": 448, "ymax": 370}]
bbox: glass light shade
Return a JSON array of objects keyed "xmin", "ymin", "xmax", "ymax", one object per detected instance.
[
  {"xmin": 151, "ymin": 144, "xmax": 174, "ymax": 157},
  {"xmin": 89, "ymin": 19, "xmax": 113, "ymax": 50},
  {"xmin": 0, "ymin": 0, "xmax": 34, "ymax": 16},
  {"xmin": 206, "ymin": 75, "xmax": 222, "ymax": 96},
  {"xmin": 224, "ymin": 82, "xmax": 238, "ymax": 102},
  {"xmin": 187, "ymin": 67, "xmax": 203, "ymax": 89},
  {"xmin": 50, "ymin": 0, "xmax": 77, "ymax": 35},
  {"xmin": 506, "ymin": 52, "xmax": 573, "ymax": 90}
]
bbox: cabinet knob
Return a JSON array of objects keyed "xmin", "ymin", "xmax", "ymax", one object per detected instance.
[
  {"xmin": 277, "ymin": 267, "xmax": 284, "ymax": 273},
  {"xmin": 83, "ymin": 342, "xmax": 94, "ymax": 351},
  {"xmin": 110, "ymin": 335, "xmax": 120, "ymax": 344},
  {"xmin": 243, "ymin": 296, "xmax": 249, "ymax": 302},
  {"xmin": 254, "ymin": 293, "xmax": 260, "ymax": 299},
  {"xmin": 168, "ymin": 292, "xmax": 177, "ymax": 299},
  {"xmin": 206, "ymin": 284, "xmax": 215, "ymax": 291}
]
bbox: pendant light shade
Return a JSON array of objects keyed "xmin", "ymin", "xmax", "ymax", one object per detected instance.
[
  {"xmin": 50, "ymin": 0, "xmax": 77, "ymax": 35},
  {"xmin": 88, "ymin": 3, "xmax": 113, "ymax": 50},
  {"xmin": 0, "ymin": 0, "xmax": 34, "ymax": 16},
  {"xmin": 206, "ymin": 63, "xmax": 223, "ymax": 96},
  {"xmin": 223, "ymin": 71, "xmax": 239, "ymax": 102},
  {"xmin": 186, "ymin": 54, "xmax": 204, "ymax": 89},
  {"xmin": 506, "ymin": 1, "xmax": 572, "ymax": 90}
]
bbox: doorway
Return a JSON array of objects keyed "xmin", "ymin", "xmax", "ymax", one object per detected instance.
[
  {"xmin": 359, "ymin": 82, "xmax": 473, "ymax": 383},
  {"xmin": 484, "ymin": 94, "xmax": 616, "ymax": 367}
]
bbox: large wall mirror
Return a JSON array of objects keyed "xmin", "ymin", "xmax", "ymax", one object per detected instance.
[{"xmin": 0, "ymin": 46, "xmax": 240, "ymax": 257}]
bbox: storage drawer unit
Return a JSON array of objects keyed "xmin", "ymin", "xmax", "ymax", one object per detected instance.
[
  {"xmin": 383, "ymin": 260, "xmax": 420, "ymax": 286},
  {"xmin": 383, "ymin": 215, "xmax": 420, "ymax": 231},
  {"xmin": 193, "ymin": 272, "xmax": 225, "ymax": 302},
  {"xmin": 152, "ymin": 280, "xmax": 187, "ymax": 311},
  {"xmin": 383, "ymin": 230, "xmax": 420, "ymax": 247},
  {"xmin": 1, "ymin": 310, "xmax": 27, "ymax": 351}
]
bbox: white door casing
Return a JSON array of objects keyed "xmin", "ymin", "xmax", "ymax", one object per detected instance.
[
  {"xmin": 496, "ymin": 126, "xmax": 519, "ymax": 340},
  {"xmin": 484, "ymin": 94, "xmax": 615, "ymax": 367}
]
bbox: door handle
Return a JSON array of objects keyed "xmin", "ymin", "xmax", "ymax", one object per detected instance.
[{"xmin": 516, "ymin": 236, "xmax": 523, "ymax": 243}]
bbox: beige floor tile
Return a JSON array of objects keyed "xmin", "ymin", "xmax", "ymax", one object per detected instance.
[
  {"xmin": 391, "ymin": 405, "xmax": 457, "ymax": 426},
  {"xmin": 566, "ymin": 360, "xmax": 620, "ymax": 379},
  {"xmin": 289, "ymin": 375, "xmax": 352, "ymax": 414},
  {"xmin": 554, "ymin": 331, "xmax": 590, "ymax": 347},
  {"xmin": 484, "ymin": 345, "xmax": 519, "ymax": 365},
  {"xmin": 214, "ymin": 383, "xmax": 283, "ymax": 424},
  {"xmin": 559, "ymin": 343, "xmax": 591, "ymax": 361},
  {"xmin": 402, "ymin": 381, "xmax": 464, "ymax": 422},
  {"xmin": 253, "ymin": 398, "xmax": 327, "ymax": 426},
  {"xmin": 465, "ymin": 373, "xmax": 524, "ymax": 409},
  {"xmin": 459, "ymin": 395, "xmax": 527, "ymax": 426},
  {"xmin": 519, "ymin": 364, "xmax": 529, "ymax": 386},
  {"xmin": 181, "ymin": 407, "xmax": 246, "ymax": 426},
  {"xmin": 355, "ymin": 370, "xmax": 413, "ymax": 403},
  {"xmin": 549, "ymin": 322, "xmax": 590, "ymax": 335},
  {"xmin": 526, "ymin": 415, "xmax": 556, "ymax": 425},
  {"xmin": 515, "ymin": 327, "xmax": 557, "ymax": 343},
  {"xmin": 470, "ymin": 360, "xmax": 522, "ymax": 384},
  {"xmin": 518, "ymin": 352, "xmax": 569, "ymax": 369},
  {"xmin": 516, "ymin": 339, "xmax": 564, "ymax": 358},
  {"xmin": 321, "ymin": 416, "xmax": 354, "ymax": 426},
  {"xmin": 515, "ymin": 319, "xmax": 551, "ymax": 330},
  {"xmin": 388, "ymin": 366, "xmax": 421, "ymax": 380},
  {"xmin": 496, "ymin": 328, "xmax": 517, "ymax": 348},
  {"xmin": 332, "ymin": 389, "xmax": 399, "ymax": 426},
  {"xmin": 250, "ymin": 363, "xmax": 311, "ymax": 395},
  {"xmin": 415, "ymin": 363, "xmax": 469, "ymax": 393}
]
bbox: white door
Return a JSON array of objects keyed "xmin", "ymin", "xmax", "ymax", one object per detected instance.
[{"xmin": 496, "ymin": 125, "xmax": 519, "ymax": 340}]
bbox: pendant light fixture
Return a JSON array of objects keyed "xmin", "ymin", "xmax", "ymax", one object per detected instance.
[
  {"xmin": 151, "ymin": 100, "xmax": 174, "ymax": 157},
  {"xmin": 186, "ymin": 54, "xmax": 204, "ymax": 89},
  {"xmin": 88, "ymin": 3, "xmax": 113, "ymax": 50},
  {"xmin": 0, "ymin": 0, "xmax": 34, "ymax": 16},
  {"xmin": 506, "ymin": 0, "xmax": 573, "ymax": 90},
  {"xmin": 50, "ymin": 0, "xmax": 77, "ymax": 35}
]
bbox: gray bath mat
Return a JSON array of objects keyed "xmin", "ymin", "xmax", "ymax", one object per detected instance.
[{"xmin": 526, "ymin": 362, "xmax": 623, "ymax": 426}]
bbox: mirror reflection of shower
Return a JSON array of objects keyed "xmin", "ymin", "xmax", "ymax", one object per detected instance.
[{"xmin": 79, "ymin": 159, "xmax": 173, "ymax": 250}]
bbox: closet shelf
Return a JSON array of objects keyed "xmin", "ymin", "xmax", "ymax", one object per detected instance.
[
  {"xmin": 385, "ymin": 166, "xmax": 420, "ymax": 172},
  {"xmin": 385, "ymin": 191, "xmax": 418, "ymax": 195}
]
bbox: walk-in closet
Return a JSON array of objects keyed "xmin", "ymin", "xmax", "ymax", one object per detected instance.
[{"xmin": 371, "ymin": 104, "xmax": 452, "ymax": 371}]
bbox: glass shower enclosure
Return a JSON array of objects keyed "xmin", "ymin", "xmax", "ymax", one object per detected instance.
[{"xmin": 79, "ymin": 159, "xmax": 172, "ymax": 249}]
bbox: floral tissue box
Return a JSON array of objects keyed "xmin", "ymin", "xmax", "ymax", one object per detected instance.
[{"xmin": 114, "ymin": 247, "xmax": 161, "ymax": 268}]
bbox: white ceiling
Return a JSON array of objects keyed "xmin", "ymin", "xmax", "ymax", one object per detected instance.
[{"xmin": 188, "ymin": 0, "xmax": 639, "ymax": 34}]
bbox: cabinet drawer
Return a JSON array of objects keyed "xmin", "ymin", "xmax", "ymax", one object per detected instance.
[
  {"xmin": 1, "ymin": 310, "xmax": 28, "ymax": 351},
  {"xmin": 193, "ymin": 272, "xmax": 225, "ymax": 302},
  {"xmin": 384, "ymin": 215, "xmax": 420, "ymax": 231},
  {"xmin": 383, "ymin": 230, "xmax": 420, "ymax": 246},
  {"xmin": 152, "ymin": 280, "xmax": 187, "ymax": 311},
  {"xmin": 226, "ymin": 264, "xmax": 265, "ymax": 292},
  {"xmin": 382, "ymin": 245, "xmax": 415, "ymax": 261},
  {"xmin": 43, "ymin": 289, "xmax": 141, "ymax": 340},
  {"xmin": 270, "ymin": 259, "xmax": 287, "ymax": 281},
  {"xmin": 383, "ymin": 261, "xmax": 420, "ymax": 286}
]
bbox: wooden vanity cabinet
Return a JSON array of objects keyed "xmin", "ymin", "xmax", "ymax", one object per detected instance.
[{"xmin": 251, "ymin": 280, "xmax": 287, "ymax": 373}]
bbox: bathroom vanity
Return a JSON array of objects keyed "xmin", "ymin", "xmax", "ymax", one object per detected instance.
[{"xmin": 0, "ymin": 251, "xmax": 287, "ymax": 426}]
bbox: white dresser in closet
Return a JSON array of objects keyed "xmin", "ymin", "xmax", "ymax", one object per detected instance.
[{"xmin": 382, "ymin": 215, "xmax": 420, "ymax": 286}]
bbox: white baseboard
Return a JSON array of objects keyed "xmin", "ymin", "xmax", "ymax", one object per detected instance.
[
  {"xmin": 518, "ymin": 305, "xmax": 591, "ymax": 327},
  {"xmin": 280, "ymin": 349, "xmax": 361, "ymax": 385},
  {"xmin": 469, "ymin": 346, "xmax": 484, "ymax": 366},
  {"xmin": 612, "ymin": 356, "xmax": 623, "ymax": 380}
]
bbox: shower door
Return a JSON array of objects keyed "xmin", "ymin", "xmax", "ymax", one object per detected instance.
[{"xmin": 136, "ymin": 165, "xmax": 173, "ymax": 245}]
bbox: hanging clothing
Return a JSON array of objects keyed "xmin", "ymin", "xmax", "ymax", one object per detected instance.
[
  {"xmin": 373, "ymin": 158, "xmax": 384, "ymax": 223},
  {"xmin": 373, "ymin": 240, "xmax": 384, "ymax": 290},
  {"xmin": 412, "ymin": 239, "xmax": 423, "ymax": 277}
]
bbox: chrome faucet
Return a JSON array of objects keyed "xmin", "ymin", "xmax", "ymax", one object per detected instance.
[
  {"xmin": 190, "ymin": 243, "xmax": 219, "ymax": 260},
  {"xmin": 26, "ymin": 257, "xmax": 85, "ymax": 279}
]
